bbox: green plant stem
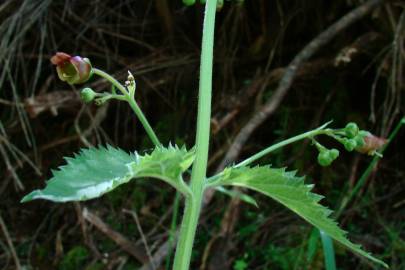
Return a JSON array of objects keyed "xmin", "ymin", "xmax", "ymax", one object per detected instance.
[
  {"xmin": 206, "ymin": 123, "xmax": 332, "ymax": 185},
  {"xmin": 93, "ymin": 68, "xmax": 129, "ymax": 96},
  {"xmin": 235, "ymin": 122, "xmax": 332, "ymax": 168},
  {"xmin": 172, "ymin": 1, "xmax": 217, "ymax": 269},
  {"xmin": 93, "ymin": 68, "xmax": 161, "ymax": 147},
  {"xmin": 126, "ymin": 97, "xmax": 161, "ymax": 147}
]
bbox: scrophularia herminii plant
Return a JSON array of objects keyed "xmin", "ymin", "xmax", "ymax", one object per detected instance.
[{"xmin": 22, "ymin": 1, "xmax": 388, "ymax": 269}]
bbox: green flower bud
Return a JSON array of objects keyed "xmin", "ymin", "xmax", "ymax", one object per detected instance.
[
  {"xmin": 328, "ymin": 148, "xmax": 340, "ymax": 160},
  {"xmin": 51, "ymin": 52, "xmax": 93, "ymax": 85},
  {"xmin": 354, "ymin": 130, "xmax": 368, "ymax": 148},
  {"xmin": 344, "ymin": 122, "xmax": 359, "ymax": 138},
  {"xmin": 343, "ymin": 139, "xmax": 357, "ymax": 152},
  {"xmin": 217, "ymin": 0, "xmax": 224, "ymax": 10},
  {"xmin": 318, "ymin": 151, "xmax": 332, "ymax": 167},
  {"xmin": 80, "ymin": 88, "xmax": 96, "ymax": 103},
  {"xmin": 183, "ymin": 0, "xmax": 195, "ymax": 6}
]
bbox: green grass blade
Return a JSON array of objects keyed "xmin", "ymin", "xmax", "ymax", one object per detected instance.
[{"xmin": 320, "ymin": 230, "xmax": 337, "ymax": 270}]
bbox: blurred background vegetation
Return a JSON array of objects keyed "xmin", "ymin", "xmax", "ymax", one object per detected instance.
[{"xmin": 0, "ymin": 0, "xmax": 404, "ymax": 269}]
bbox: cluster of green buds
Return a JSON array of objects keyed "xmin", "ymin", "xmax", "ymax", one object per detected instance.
[
  {"xmin": 341, "ymin": 122, "xmax": 364, "ymax": 151},
  {"xmin": 314, "ymin": 122, "xmax": 387, "ymax": 167},
  {"xmin": 335, "ymin": 122, "xmax": 387, "ymax": 156}
]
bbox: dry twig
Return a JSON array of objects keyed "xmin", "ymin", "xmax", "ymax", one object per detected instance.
[
  {"xmin": 82, "ymin": 208, "xmax": 149, "ymax": 264},
  {"xmin": 0, "ymin": 213, "xmax": 21, "ymax": 270}
]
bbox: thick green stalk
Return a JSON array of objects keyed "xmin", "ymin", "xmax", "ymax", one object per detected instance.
[
  {"xmin": 172, "ymin": 1, "xmax": 217, "ymax": 269},
  {"xmin": 93, "ymin": 68, "xmax": 161, "ymax": 147}
]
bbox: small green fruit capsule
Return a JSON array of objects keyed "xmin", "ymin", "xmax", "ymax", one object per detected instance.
[
  {"xmin": 183, "ymin": 0, "xmax": 195, "ymax": 6},
  {"xmin": 344, "ymin": 139, "xmax": 357, "ymax": 152},
  {"xmin": 354, "ymin": 130, "xmax": 367, "ymax": 147},
  {"xmin": 328, "ymin": 149, "xmax": 340, "ymax": 160},
  {"xmin": 80, "ymin": 88, "xmax": 96, "ymax": 103},
  {"xmin": 318, "ymin": 151, "xmax": 332, "ymax": 167},
  {"xmin": 216, "ymin": 0, "xmax": 224, "ymax": 10},
  {"xmin": 344, "ymin": 122, "xmax": 359, "ymax": 138}
]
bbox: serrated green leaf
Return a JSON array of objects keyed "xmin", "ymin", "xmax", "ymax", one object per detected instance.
[
  {"xmin": 21, "ymin": 145, "xmax": 194, "ymax": 203},
  {"xmin": 211, "ymin": 166, "xmax": 387, "ymax": 268}
]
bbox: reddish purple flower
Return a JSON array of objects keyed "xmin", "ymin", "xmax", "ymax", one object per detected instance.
[
  {"xmin": 355, "ymin": 132, "xmax": 387, "ymax": 155},
  {"xmin": 51, "ymin": 52, "xmax": 92, "ymax": 85}
]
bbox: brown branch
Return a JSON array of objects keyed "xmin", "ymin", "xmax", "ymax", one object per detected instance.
[
  {"xmin": 74, "ymin": 203, "xmax": 102, "ymax": 259},
  {"xmin": 139, "ymin": 233, "xmax": 178, "ymax": 270},
  {"xmin": 82, "ymin": 208, "xmax": 149, "ymax": 264},
  {"xmin": 0, "ymin": 213, "xmax": 21, "ymax": 270},
  {"xmin": 201, "ymin": 197, "xmax": 241, "ymax": 270},
  {"xmin": 24, "ymin": 91, "xmax": 81, "ymax": 118},
  {"xmin": 123, "ymin": 209, "xmax": 157, "ymax": 270}
]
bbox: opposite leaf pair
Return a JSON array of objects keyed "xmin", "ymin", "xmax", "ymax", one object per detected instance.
[{"xmin": 22, "ymin": 144, "xmax": 388, "ymax": 268}]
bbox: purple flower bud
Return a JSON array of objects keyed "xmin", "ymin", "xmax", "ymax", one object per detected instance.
[
  {"xmin": 355, "ymin": 132, "xmax": 387, "ymax": 155},
  {"xmin": 50, "ymin": 52, "xmax": 92, "ymax": 85}
]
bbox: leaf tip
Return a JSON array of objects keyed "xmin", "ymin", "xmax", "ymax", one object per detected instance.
[
  {"xmin": 20, "ymin": 197, "xmax": 30, "ymax": 203},
  {"xmin": 369, "ymin": 256, "xmax": 389, "ymax": 269},
  {"xmin": 20, "ymin": 191, "xmax": 39, "ymax": 203}
]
